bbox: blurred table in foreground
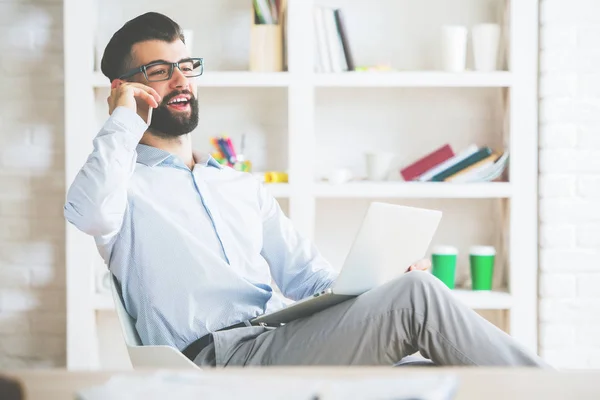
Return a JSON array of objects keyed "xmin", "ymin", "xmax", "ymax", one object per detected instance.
[{"xmin": 3, "ymin": 367, "xmax": 600, "ymax": 400}]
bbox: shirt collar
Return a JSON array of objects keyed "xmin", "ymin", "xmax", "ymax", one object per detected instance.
[{"xmin": 136, "ymin": 144, "xmax": 223, "ymax": 169}]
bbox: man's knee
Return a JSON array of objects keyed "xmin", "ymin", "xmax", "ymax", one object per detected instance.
[
  {"xmin": 365, "ymin": 271, "xmax": 448, "ymax": 314},
  {"xmin": 364, "ymin": 271, "xmax": 447, "ymax": 307},
  {"xmin": 400, "ymin": 270, "xmax": 441, "ymax": 287},
  {"xmin": 392, "ymin": 271, "xmax": 448, "ymax": 298}
]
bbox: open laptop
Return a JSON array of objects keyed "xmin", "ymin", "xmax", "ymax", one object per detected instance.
[{"xmin": 250, "ymin": 201, "xmax": 443, "ymax": 326}]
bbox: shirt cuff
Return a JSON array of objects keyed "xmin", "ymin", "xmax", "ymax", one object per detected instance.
[{"xmin": 107, "ymin": 106, "xmax": 149, "ymax": 150}]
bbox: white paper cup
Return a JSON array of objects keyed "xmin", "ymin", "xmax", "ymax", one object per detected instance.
[
  {"xmin": 472, "ymin": 23, "xmax": 500, "ymax": 71},
  {"xmin": 469, "ymin": 245, "xmax": 496, "ymax": 291},
  {"xmin": 365, "ymin": 152, "xmax": 395, "ymax": 181},
  {"xmin": 469, "ymin": 245, "xmax": 496, "ymax": 256},
  {"xmin": 432, "ymin": 245, "xmax": 459, "ymax": 256},
  {"xmin": 431, "ymin": 245, "xmax": 459, "ymax": 289},
  {"xmin": 441, "ymin": 25, "xmax": 468, "ymax": 72}
]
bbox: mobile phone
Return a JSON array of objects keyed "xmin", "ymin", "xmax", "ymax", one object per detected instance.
[{"xmin": 135, "ymin": 97, "xmax": 152, "ymax": 125}]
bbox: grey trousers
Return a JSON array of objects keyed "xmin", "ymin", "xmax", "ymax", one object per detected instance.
[{"xmin": 193, "ymin": 271, "xmax": 550, "ymax": 368}]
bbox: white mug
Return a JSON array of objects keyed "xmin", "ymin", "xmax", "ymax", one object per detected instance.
[
  {"xmin": 441, "ymin": 25, "xmax": 468, "ymax": 72},
  {"xmin": 365, "ymin": 152, "xmax": 395, "ymax": 181},
  {"xmin": 328, "ymin": 168, "xmax": 353, "ymax": 185},
  {"xmin": 471, "ymin": 23, "xmax": 501, "ymax": 71}
]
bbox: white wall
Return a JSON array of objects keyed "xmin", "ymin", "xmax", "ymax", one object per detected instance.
[
  {"xmin": 0, "ymin": 0, "xmax": 65, "ymax": 367},
  {"xmin": 539, "ymin": 0, "xmax": 600, "ymax": 369}
]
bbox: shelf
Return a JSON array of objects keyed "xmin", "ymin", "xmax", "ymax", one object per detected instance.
[
  {"xmin": 314, "ymin": 71, "xmax": 513, "ymax": 88},
  {"xmin": 93, "ymin": 293, "xmax": 114, "ymax": 310},
  {"xmin": 93, "ymin": 289, "xmax": 512, "ymax": 311},
  {"xmin": 263, "ymin": 183, "xmax": 291, "ymax": 198},
  {"xmin": 313, "ymin": 182, "xmax": 512, "ymax": 199},
  {"xmin": 451, "ymin": 289, "xmax": 513, "ymax": 310},
  {"xmin": 91, "ymin": 71, "xmax": 291, "ymax": 88}
]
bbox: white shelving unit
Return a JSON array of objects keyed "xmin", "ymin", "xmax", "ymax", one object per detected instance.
[{"xmin": 64, "ymin": 0, "xmax": 539, "ymax": 369}]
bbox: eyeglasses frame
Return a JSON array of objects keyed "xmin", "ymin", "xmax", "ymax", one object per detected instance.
[{"xmin": 118, "ymin": 57, "xmax": 204, "ymax": 82}]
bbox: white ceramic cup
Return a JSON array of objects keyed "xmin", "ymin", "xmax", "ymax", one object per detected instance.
[
  {"xmin": 328, "ymin": 168, "xmax": 353, "ymax": 185},
  {"xmin": 471, "ymin": 23, "xmax": 501, "ymax": 71},
  {"xmin": 441, "ymin": 25, "xmax": 468, "ymax": 72},
  {"xmin": 365, "ymin": 152, "xmax": 395, "ymax": 181}
]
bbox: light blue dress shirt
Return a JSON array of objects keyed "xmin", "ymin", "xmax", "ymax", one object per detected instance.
[{"xmin": 64, "ymin": 107, "xmax": 338, "ymax": 351}]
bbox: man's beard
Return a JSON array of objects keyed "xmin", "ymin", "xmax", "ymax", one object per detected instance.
[{"xmin": 148, "ymin": 90, "xmax": 199, "ymax": 138}]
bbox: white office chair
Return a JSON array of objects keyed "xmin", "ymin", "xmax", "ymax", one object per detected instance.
[{"xmin": 110, "ymin": 274, "xmax": 200, "ymax": 369}]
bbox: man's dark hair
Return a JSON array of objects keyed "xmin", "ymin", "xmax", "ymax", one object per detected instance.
[{"xmin": 101, "ymin": 12, "xmax": 185, "ymax": 82}]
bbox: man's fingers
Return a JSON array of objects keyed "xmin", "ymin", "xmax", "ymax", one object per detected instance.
[
  {"xmin": 130, "ymin": 87, "xmax": 159, "ymax": 108},
  {"xmin": 124, "ymin": 82, "xmax": 161, "ymax": 104},
  {"xmin": 407, "ymin": 259, "xmax": 431, "ymax": 272}
]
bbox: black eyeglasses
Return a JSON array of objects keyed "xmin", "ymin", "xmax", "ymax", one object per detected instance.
[{"xmin": 119, "ymin": 57, "xmax": 204, "ymax": 82}]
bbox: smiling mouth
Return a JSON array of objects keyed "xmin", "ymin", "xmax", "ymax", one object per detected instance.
[{"xmin": 166, "ymin": 96, "xmax": 191, "ymax": 111}]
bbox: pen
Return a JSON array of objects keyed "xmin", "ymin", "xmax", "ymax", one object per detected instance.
[
  {"xmin": 217, "ymin": 138, "xmax": 231, "ymax": 164},
  {"xmin": 225, "ymin": 137, "xmax": 237, "ymax": 163}
]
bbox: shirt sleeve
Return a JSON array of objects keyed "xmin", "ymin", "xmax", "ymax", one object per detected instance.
[
  {"xmin": 258, "ymin": 182, "xmax": 339, "ymax": 301},
  {"xmin": 63, "ymin": 106, "xmax": 148, "ymax": 239}
]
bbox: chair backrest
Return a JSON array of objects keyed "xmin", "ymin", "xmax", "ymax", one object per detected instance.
[
  {"xmin": 109, "ymin": 273, "xmax": 200, "ymax": 369},
  {"xmin": 110, "ymin": 274, "xmax": 143, "ymax": 347}
]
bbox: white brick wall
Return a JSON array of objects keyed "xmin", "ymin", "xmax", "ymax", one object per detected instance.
[
  {"xmin": 0, "ymin": 0, "xmax": 65, "ymax": 368},
  {"xmin": 539, "ymin": 0, "xmax": 600, "ymax": 369}
]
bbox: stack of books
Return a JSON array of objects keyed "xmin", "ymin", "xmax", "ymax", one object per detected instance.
[
  {"xmin": 313, "ymin": 6, "xmax": 354, "ymax": 72},
  {"xmin": 399, "ymin": 144, "xmax": 509, "ymax": 183}
]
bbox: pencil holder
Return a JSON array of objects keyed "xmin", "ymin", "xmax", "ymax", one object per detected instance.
[{"xmin": 250, "ymin": 24, "xmax": 283, "ymax": 72}]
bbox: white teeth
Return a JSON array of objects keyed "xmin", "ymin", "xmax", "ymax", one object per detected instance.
[{"xmin": 168, "ymin": 97, "xmax": 188, "ymax": 104}]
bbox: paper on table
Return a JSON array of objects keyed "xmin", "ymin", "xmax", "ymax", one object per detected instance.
[
  {"xmin": 319, "ymin": 375, "xmax": 459, "ymax": 400},
  {"xmin": 76, "ymin": 370, "xmax": 459, "ymax": 400}
]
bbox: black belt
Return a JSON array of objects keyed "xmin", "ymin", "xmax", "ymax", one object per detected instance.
[{"xmin": 182, "ymin": 321, "xmax": 249, "ymax": 361}]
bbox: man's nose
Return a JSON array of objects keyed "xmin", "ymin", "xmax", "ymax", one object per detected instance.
[{"xmin": 170, "ymin": 66, "xmax": 189, "ymax": 89}]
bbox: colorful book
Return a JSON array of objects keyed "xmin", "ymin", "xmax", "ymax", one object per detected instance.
[
  {"xmin": 459, "ymin": 152, "xmax": 510, "ymax": 183},
  {"xmin": 430, "ymin": 147, "xmax": 493, "ymax": 182},
  {"xmin": 444, "ymin": 153, "xmax": 499, "ymax": 182},
  {"xmin": 400, "ymin": 144, "xmax": 455, "ymax": 181},
  {"xmin": 417, "ymin": 144, "xmax": 478, "ymax": 181}
]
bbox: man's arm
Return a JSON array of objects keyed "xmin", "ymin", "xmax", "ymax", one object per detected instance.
[
  {"xmin": 64, "ymin": 107, "xmax": 147, "ymax": 237},
  {"xmin": 64, "ymin": 82, "xmax": 160, "ymax": 238},
  {"xmin": 258, "ymin": 183, "xmax": 339, "ymax": 301}
]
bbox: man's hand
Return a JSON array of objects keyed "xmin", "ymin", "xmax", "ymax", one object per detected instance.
[
  {"xmin": 107, "ymin": 81, "xmax": 161, "ymax": 124},
  {"xmin": 406, "ymin": 258, "xmax": 431, "ymax": 273}
]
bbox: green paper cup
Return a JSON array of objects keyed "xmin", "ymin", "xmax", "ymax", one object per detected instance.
[
  {"xmin": 470, "ymin": 245, "xmax": 496, "ymax": 291},
  {"xmin": 431, "ymin": 245, "xmax": 458, "ymax": 289}
]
